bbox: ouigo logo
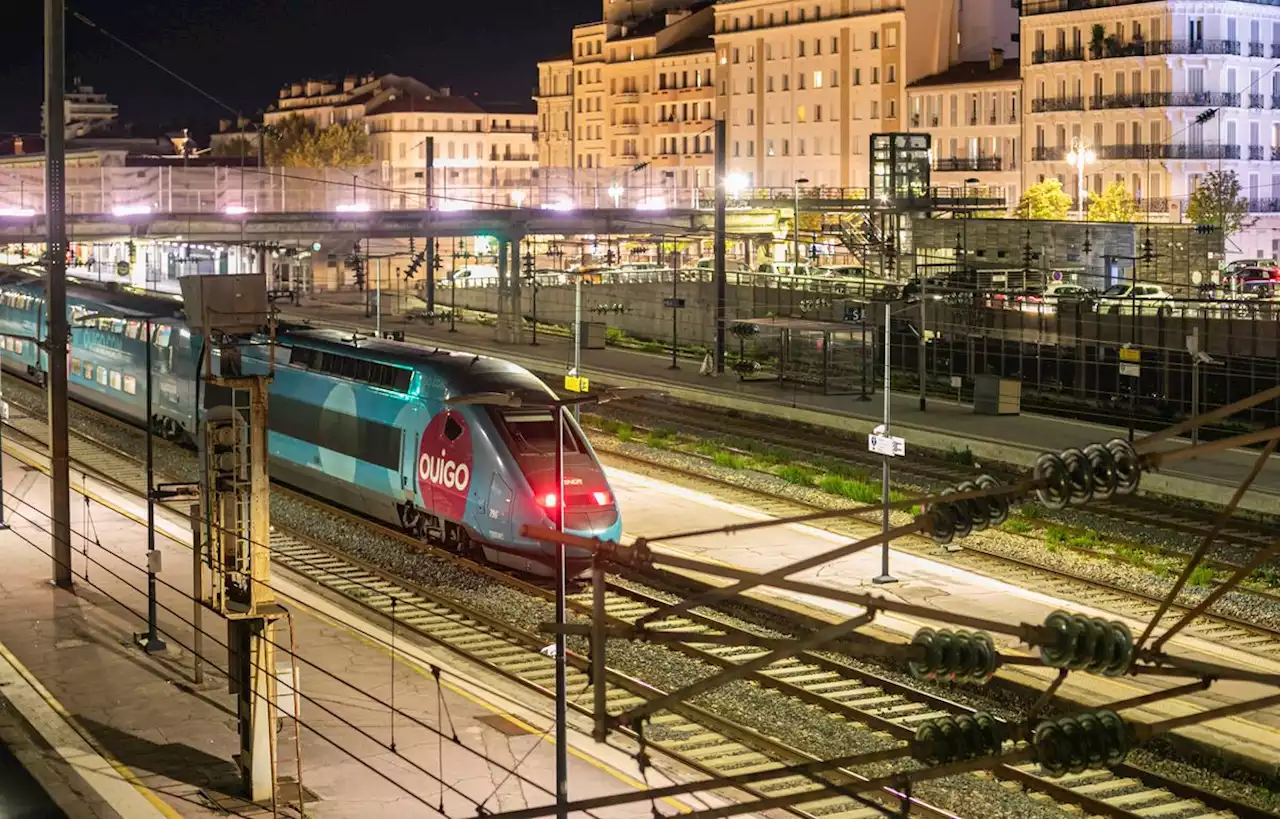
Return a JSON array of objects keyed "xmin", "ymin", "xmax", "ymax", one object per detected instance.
[{"xmin": 418, "ymin": 411, "xmax": 474, "ymax": 520}]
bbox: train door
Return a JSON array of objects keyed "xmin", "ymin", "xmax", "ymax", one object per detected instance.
[{"xmin": 487, "ymin": 474, "xmax": 512, "ymax": 543}]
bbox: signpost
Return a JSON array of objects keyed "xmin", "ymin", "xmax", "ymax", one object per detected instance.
[
  {"xmin": 868, "ymin": 432, "xmax": 906, "ymax": 458},
  {"xmin": 564, "ymin": 374, "xmax": 590, "ymax": 393}
]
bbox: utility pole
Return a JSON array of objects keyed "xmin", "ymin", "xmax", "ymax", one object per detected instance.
[
  {"xmin": 46, "ymin": 0, "xmax": 72, "ymax": 588},
  {"xmin": 713, "ymin": 118, "xmax": 727, "ymax": 375},
  {"xmin": 137, "ymin": 317, "xmax": 165, "ymax": 653},
  {"xmin": 425, "ymin": 137, "xmax": 436, "ymax": 312},
  {"xmin": 874, "ymin": 299, "xmax": 896, "ymax": 585}
]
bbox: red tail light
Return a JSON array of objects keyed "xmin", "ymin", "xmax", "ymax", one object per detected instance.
[
  {"xmin": 592, "ymin": 491, "xmax": 612, "ymax": 506},
  {"xmin": 541, "ymin": 493, "xmax": 558, "ymax": 509}
]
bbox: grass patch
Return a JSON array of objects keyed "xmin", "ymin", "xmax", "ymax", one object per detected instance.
[
  {"xmin": 818, "ymin": 474, "xmax": 881, "ymax": 504},
  {"xmin": 776, "ymin": 465, "xmax": 817, "ymax": 487},
  {"xmin": 1188, "ymin": 564, "xmax": 1216, "ymax": 587},
  {"xmin": 943, "ymin": 446, "xmax": 977, "ymax": 467},
  {"xmin": 713, "ymin": 451, "xmax": 747, "ymax": 470},
  {"xmin": 615, "ymin": 422, "xmax": 633, "ymax": 443},
  {"xmin": 598, "ymin": 417, "xmax": 622, "ymax": 435},
  {"xmin": 691, "ymin": 441, "xmax": 721, "ymax": 457},
  {"xmin": 1018, "ymin": 504, "xmax": 1044, "ymax": 521},
  {"xmin": 644, "ymin": 429, "xmax": 675, "ymax": 449},
  {"xmin": 1001, "ymin": 518, "xmax": 1033, "ymax": 535},
  {"xmin": 1044, "ymin": 526, "xmax": 1071, "ymax": 547},
  {"xmin": 1066, "ymin": 531, "xmax": 1104, "ymax": 550}
]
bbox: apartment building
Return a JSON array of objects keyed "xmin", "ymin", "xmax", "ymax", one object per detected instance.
[
  {"xmin": 537, "ymin": 57, "xmax": 575, "ymax": 169},
  {"xmin": 712, "ymin": 0, "xmax": 1019, "ymax": 190},
  {"xmin": 265, "ymin": 74, "xmax": 537, "ymax": 208},
  {"xmin": 908, "ymin": 50, "xmax": 1022, "ymax": 205},
  {"xmin": 1022, "ymin": 0, "xmax": 1280, "ymax": 255}
]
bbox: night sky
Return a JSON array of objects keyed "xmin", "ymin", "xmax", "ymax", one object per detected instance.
[{"xmin": 1, "ymin": 0, "xmax": 596, "ymax": 138}]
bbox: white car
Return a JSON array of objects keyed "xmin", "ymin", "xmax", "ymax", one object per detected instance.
[
  {"xmin": 1016, "ymin": 282, "xmax": 1092, "ymax": 313},
  {"xmin": 1097, "ymin": 282, "xmax": 1174, "ymax": 316}
]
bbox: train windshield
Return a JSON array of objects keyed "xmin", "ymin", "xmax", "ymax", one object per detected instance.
[{"xmin": 499, "ymin": 411, "xmax": 587, "ymax": 456}]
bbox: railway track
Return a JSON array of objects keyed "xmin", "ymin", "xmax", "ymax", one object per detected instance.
[
  {"xmin": 595, "ymin": 445, "xmax": 1280, "ymax": 663},
  {"xmin": 0, "ymin": 381, "xmax": 1270, "ymax": 819},
  {"xmin": 603, "ymin": 399, "xmax": 1280, "ymax": 571}
]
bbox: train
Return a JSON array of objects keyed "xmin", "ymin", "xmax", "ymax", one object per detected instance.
[{"xmin": 0, "ymin": 267, "xmax": 621, "ymax": 575}]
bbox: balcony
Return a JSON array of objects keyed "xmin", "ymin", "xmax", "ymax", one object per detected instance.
[
  {"xmin": 935, "ymin": 156, "xmax": 1003, "ymax": 172},
  {"xmin": 1251, "ymin": 41, "xmax": 1266, "ymax": 56},
  {"xmin": 614, "ymin": 121, "xmax": 640, "ymax": 135},
  {"xmin": 1031, "ymin": 96, "xmax": 1085, "ymax": 113},
  {"xmin": 1085, "ymin": 144, "xmax": 1242, "ymax": 161},
  {"xmin": 1248, "ymin": 198, "xmax": 1280, "ymax": 212},
  {"xmin": 615, "ymin": 91, "xmax": 640, "ymax": 103},
  {"xmin": 1273, "ymin": 95, "xmax": 1280, "ymax": 108},
  {"xmin": 1141, "ymin": 39, "xmax": 1240, "ymax": 56},
  {"xmin": 1251, "ymin": 94, "xmax": 1266, "ymax": 109},
  {"xmin": 1026, "ymin": 0, "xmax": 1280, "ymax": 16},
  {"xmin": 1032, "ymin": 146, "xmax": 1065, "ymax": 161},
  {"xmin": 1251, "ymin": 145, "xmax": 1266, "ymax": 160},
  {"xmin": 1089, "ymin": 91, "xmax": 1241, "ymax": 110},
  {"xmin": 1273, "ymin": 146, "xmax": 1280, "ymax": 160},
  {"xmin": 1274, "ymin": 43, "xmax": 1280, "ymax": 58},
  {"xmin": 1032, "ymin": 46, "xmax": 1085, "ymax": 63}
]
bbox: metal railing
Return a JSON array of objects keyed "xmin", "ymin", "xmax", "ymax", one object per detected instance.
[
  {"xmin": 1251, "ymin": 41, "xmax": 1266, "ymax": 56},
  {"xmin": 1089, "ymin": 91, "xmax": 1241, "ymax": 109},
  {"xmin": 1025, "ymin": 0, "xmax": 1280, "ymax": 16},
  {"xmin": 1031, "ymin": 46, "xmax": 1085, "ymax": 63},
  {"xmin": 1032, "ymin": 146, "xmax": 1065, "ymax": 161},
  {"xmin": 1031, "ymin": 96, "xmax": 1085, "ymax": 113},
  {"xmin": 1250, "ymin": 145, "xmax": 1266, "ymax": 160},
  {"xmin": 1086, "ymin": 144, "xmax": 1242, "ymax": 161},
  {"xmin": 934, "ymin": 156, "xmax": 1003, "ymax": 172}
]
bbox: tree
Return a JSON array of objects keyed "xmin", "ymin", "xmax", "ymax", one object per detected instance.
[
  {"xmin": 1187, "ymin": 170, "xmax": 1255, "ymax": 239},
  {"xmin": 1013, "ymin": 179, "xmax": 1072, "ymax": 220},
  {"xmin": 263, "ymin": 114, "xmax": 316, "ymax": 166},
  {"xmin": 311, "ymin": 120, "xmax": 373, "ymax": 168},
  {"xmin": 210, "ymin": 136, "xmax": 254, "ymax": 158},
  {"xmin": 1087, "ymin": 181, "xmax": 1137, "ymax": 222}
]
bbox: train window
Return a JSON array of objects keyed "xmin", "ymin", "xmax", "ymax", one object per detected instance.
[
  {"xmin": 125, "ymin": 321, "xmax": 140, "ymax": 340},
  {"xmin": 290, "ymin": 347, "xmax": 315, "ymax": 369},
  {"xmin": 84, "ymin": 362, "xmax": 94, "ymax": 380},
  {"xmin": 499, "ymin": 411, "xmax": 585, "ymax": 455},
  {"xmin": 110, "ymin": 319, "xmax": 125, "ymax": 335},
  {"xmin": 97, "ymin": 367, "xmax": 108, "ymax": 386},
  {"xmin": 444, "ymin": 415, "xmax": 463, "ymax": 441},
  {"xmin": 71, "ymin": 358, "xmax": 82, "ymax": 376},
  {"xmin": 123, "ymin": 375, "xmax": 137, "ymax": 395},
  {"xmin": 155, "ymin": 326, "xmax": 172, "ymax": 347},
  {"xmin": 109, "ymin": 371, "xmax": 122, "ymax": 391}
]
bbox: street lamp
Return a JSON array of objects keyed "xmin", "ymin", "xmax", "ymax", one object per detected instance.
[
  {"xmin": 725, "ymin": 172, "xmax": 748, "ymax": 200},
  {"xmin": 793, "ymin": 178, "xmax": 810, "ymax": 272},
  {"xmin": 511, "ymin": 189, "xmax": 527, "ymax": 208},
  {"xmin": 608, "ymin": 182, "xmax": 623, "ymax": 208},
  {"xmin": 1065, "ymin": 140, "xmax": 1096, "ymax": 220}
]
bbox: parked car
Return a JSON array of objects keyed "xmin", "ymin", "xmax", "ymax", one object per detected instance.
[
  {"xmin": 757, "ymin": 261, "xmax": 815, "ymax": 277},
  {"xmin": 1016, "ymin": 282, "xmax": 1093, "ymax": 312},
  {"xmin": 1097, "ymin": 282, "xmax": 1174, "ymax": 315},
  {"xmin": 696, "ymin": 257, "xmax": 751, "ymax": 273}
]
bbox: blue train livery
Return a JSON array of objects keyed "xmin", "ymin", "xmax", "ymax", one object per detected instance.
[{"xmin": 0, "ymin": 268, "xmax": 620, "ymax": 575}]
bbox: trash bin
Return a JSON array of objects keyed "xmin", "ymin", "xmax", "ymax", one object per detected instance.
[
  {"xmin": 577, "ymin": 321, "xmax": 607, "ymax": 350},
  {"xmin": 973, "ymin": 374, "xmax": 1021, "ymax": 415}
]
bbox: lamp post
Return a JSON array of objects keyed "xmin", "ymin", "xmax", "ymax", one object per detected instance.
[
  {"xmin": 1066, "ymin": 139, "xmax": 1096, "ymax": 220},
  {"xmin": 608, "ymin": 182, "xmax": 623, "ymax": 209},
  {"xmin": 873, "ymin": 298, "xmax": 896, "ymax": 585},
  {"xmin": 793, "ymin": 177, "xmax": 810, "ymax": 272}
]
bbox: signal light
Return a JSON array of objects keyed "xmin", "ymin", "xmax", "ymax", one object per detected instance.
[
  {"xmin": 592, "ymin": 491, "xmax": 611, "ymax": 506},
  {"xmin": 541, "ymin": 493, "xmax": 558, "ymax": 509}
]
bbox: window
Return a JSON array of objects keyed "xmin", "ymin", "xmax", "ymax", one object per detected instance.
[
  {"xmin": 832, "ymin": 37, "xmax": 839, "ymax": 53},
  {"xmin": 854, "ymin": 68, "xmax": 861, "ymax": 85},
  {"xmin": 872, "ymin": 67, "xmax": 880, "ymax": 84},
  {"xmin": 97, "ymin": 367, "xmax": 108, "ymax": 386},
  {"xmin": 798, "ymin": 41, "xmax": 806, "ymax": 57},
  {"xmin": 71, "ymin": 358, "xmax": 82, "ymax": 376},
  {"xmin": 798, "ymin": 105, "xmax": 807, "ymax": 122},
  {"xmin": 871, "ymin": 100, "xmax": 879, "ymax": 118},
  {"xmin": 84, "ymin": 362, "xmax": 94, "ymax": 381},
  {"xmin": 887, "ymin": 65, "xmax": 896, "ymax": 83},
  {"xmin": 798, "ymin": 73, "xmax": 806, "ymax": 89},
  {"xmin": 815, "ymin": 104, "xmax": 823, "ymax": 121},
  {"xmin": 814, "ymin": 70, "xmax": 824, "ymax": 88},
  {"xmin": 782, "ymin": 74, "xmax": 789, "ymax": 91},
  {"xmin": 871, "ymin": 31, "xmax": 879, "ymax": 49},
  {"xmin": 886, "ymin": 28, "xmax": 897, "ymax": 47},
  {"xmin": 109, "ymin": 371, "xmax": 122, "ymax": 391}
]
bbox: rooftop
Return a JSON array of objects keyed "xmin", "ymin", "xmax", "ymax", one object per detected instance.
[{"xmin": 908, "ymin": 58, "xmax": 1021, "ymax": 88}]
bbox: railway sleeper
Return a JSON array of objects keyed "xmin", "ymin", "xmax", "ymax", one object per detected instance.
[
  {"xmin": 1102, "ymin": 790, "xmax": 1176, "ymax": 808},
  {"xmin": 776, "ymin": 671, "xmax": 843, "ymax": 685},
  {"xmin": 682, "ymin": 743, "xmax": 750, "ymax": 761}
]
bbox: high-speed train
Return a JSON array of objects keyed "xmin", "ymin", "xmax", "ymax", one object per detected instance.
[{"xmin": 0, "ymin": 268, "xmax": 620, "ymax": 574}]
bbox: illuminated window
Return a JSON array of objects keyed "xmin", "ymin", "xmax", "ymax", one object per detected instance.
[
  {"xmin": 97, "ymin": 367, "xmax": 108, "ymax": 386},
  {"xmin": 814, "ymin": 71, "xmax": 824, "ymax": 88},
  {"xmin": 798, "ymin": 105, "xmax": 807, "ymax": 122},
  {"xmin": 84, "ymin": 363, "xmax": 94, "ymax": 380},
  {"xmin": 110, "ymin": 371, "xmax": 122, "ymax": 391},
  {"xmin": 71, "ymin": 358, "xmax": 82, "ymax": 376},
  {"xmin": 123, "ymin": 375, "xmax": 137, "ymax": 395}
]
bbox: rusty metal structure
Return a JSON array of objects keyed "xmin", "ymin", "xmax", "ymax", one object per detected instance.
[{"xmin": 504, "ymin": 386, "xmax": 1280, "ymax": 819}]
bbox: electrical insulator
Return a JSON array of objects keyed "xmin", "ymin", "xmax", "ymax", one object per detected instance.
[
  {"xmin": 1033, "ymin": 710, "xmax": 1131, "ymax": 777},
  {"xmin": 1035, "ymin": 439, "xmax": 1140, "ymax": 510},
  {"xmin": 912, "ymin": 713, "xmax": 1004, "ymax": 766},
  {"xmin": 908, "ymin": 627, "xmax": 999, "ymax": 684},
  {"xmin": 1039, "ymin": 611, "xmax": 1133, "ymax": 676},
  {"xmin": 926, "ymin": 474, "xmax": 1009, "ymax": 546}
]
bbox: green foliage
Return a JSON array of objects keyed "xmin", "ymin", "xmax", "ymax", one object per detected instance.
[
  {"xmin": 776, "ymin": 465, "xmax": 816, "ymax": 486},
  {"xmin": 605, "ymin": 327, "xmax": 626, "ymax": 344},
  {"xmin": 1087, "ymin": 181, "xmax": 1138, "ymax": 223},
  {"xmin": 1014, "ymin": 179, "xmax": 1072, "ymax": 221},
  {"xmin": 264, "ymin": 114, "xmax": 373, "ymax": 168},
  {"xmin": 211, "ymin": 135, "xmax": 255, "ymax": 158},
  {"xmin": 1187, "ymin": 170, "xmax": 1256, "ymax": 239},
  {"xmin": 713, "ymin": 451, "xmax": 746, "ymax": 469},
  {"xmin": 1188, "ymin": 564, "xmax": 1216, "ymax": 587},
  {"xmin": 1044, "ymin": 526, "xmax": 1071, "ymax": 547},
  {"xmin": 943, "ymin": 446, "xmax": 976, "ymax": 467},
  {"xmin": 818, "ymin": 474, "xmax": 880, "ymax": 503},
  {"xmin": 1001, "ymin": 518, "xmax": 1033, "ymax": 534},
  {"xmin": 615, "ymin": 423, "xmax": 633, "ymax": 443}
]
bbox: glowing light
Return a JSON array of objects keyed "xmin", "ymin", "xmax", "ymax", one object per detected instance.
[
  {"xmin": 725, "ymin": 172, "xmax": 749, "ymax": 197},
  {"xmin": 112, "ymin": 204, "xmax": 152, "ymax": 216},
  {"xmin": 0, "ymin": 207, "xmax": 35, "ymax": 218},
  {"xmin": 511, "ymin": 190, "xmax": 527, "ymax": 208},
  {"xmin": 438, "ymin": 200, "xmax": 472, "ymax": 212},
  {"xmin": 541, "ymin": 198, "xmax": 575, "ymax": 212},
  {"xmin": 636, "ymin": 197, "xmax": 666, "ymax": 211},
  {"xmin": 541, "ymin": 493, "xmax": 558, "ymax": 509},
  {"xmin": 592, "ymin": 491, "xmax": 611, "ymax": 506},
  {"xmin": 223, "ymin": 205, "xmax": 249, "ymax": 215},
  {"xmin": 336, "ymin": 202, "xmax": 371, "ymax": 213}
]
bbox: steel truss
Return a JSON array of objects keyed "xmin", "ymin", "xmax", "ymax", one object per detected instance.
[{"xmin": 489, "ymin": 386, "xmax": 1280, "ymax": 819}]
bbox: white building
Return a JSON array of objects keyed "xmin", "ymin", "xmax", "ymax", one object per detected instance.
[
  {"xmin": 908, "ymin": 50, "xmax": 1022, "ymax": 206},
  {"xmin": 1021, "ymin": 0, "xmax": 1280, "ymax": 257},
  {"xmin": 712, "ymin": 0, "xmax": 1021, "ymax": 190}
]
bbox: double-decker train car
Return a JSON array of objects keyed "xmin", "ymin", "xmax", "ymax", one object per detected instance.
[{"xmin": 0, "ymin": 268, "xmax": 620, "ymax": 574}]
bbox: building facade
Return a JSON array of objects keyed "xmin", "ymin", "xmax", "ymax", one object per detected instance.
[
  {"xmin": 907, "ymin": 51, "xmax": 1022, "ymax": 206},
  {"xmin": 1021, "ymin": 0, "xmax": 1280, "ymax": 256}
]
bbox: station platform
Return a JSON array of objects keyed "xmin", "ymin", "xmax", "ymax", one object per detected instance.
[
  {"xmin": 0, "ymin": 446, "xmax": 719, "ymax": 819},
  {"xmin": 285, "ymin": 302, "xmax": 1280, "ymax": 516},
  {"xmin": 607, "ymin": 466, "xmax": 1280, "ymax": 778}
]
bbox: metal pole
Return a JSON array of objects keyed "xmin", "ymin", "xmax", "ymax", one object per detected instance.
[
  {"xmin": 670, "ymin": 242, "xmax": 679, "ymax": 370},
  {"xmin": 138, "ymin": 317, "xmax": 165, "ymax": 653},
  {"xmin": 46, "ymin": 0, "xmax": 73, "ymax": 588},
  {"xmin": 449, "ymin": 243, "xmax": 457, "ymax": 333},
  {"xmin": 375, "ymin": 257, "xmax": 382, "ymax": 336},
  {"xmin": 0, "ymin": 356, "xmax": 6, "ymax": 528},
  {"xmin": 874, "ymin": 300, "xmax": 896, "ymax": 585},
  {"xmin": 793, "ymin": 183, "xmax": 801, "ymax": 270},
  {"xmin": 573, "ymin": 274, "xmax": 582, "ymax": 422},
  {"xmin": 1130, "ymin": 262, "xmax": 1137, "ymax": 442},
  {"xmin": 554, "ymin": 405, "xmax": 568, "ymax": 819},
  {"xmin": 425, "ymin": 137, "xmax": 436, "ymax": 312},
  {"xmin": 1191, "ymin": 355, "xmax": 1200, "ymax": 446},
  {"xmin": 917, "ymin": 214, "xmax": 927, "ymax": 412},
  {"xmin": 713, "ymin": 118, "xmax": 727, "ymax": 375}
]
